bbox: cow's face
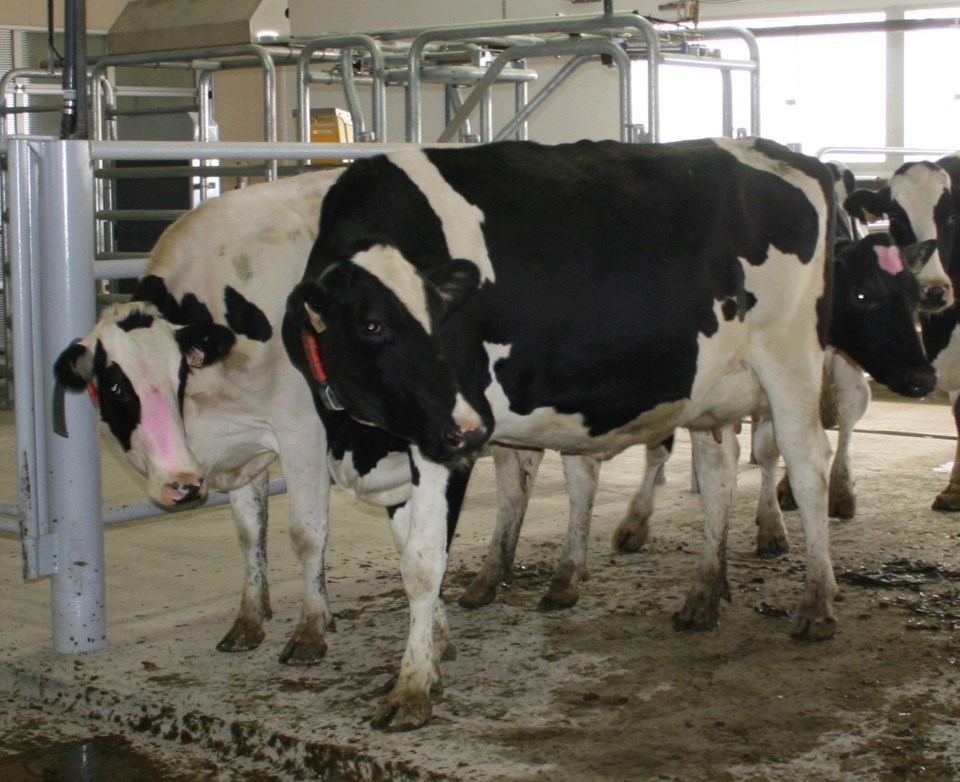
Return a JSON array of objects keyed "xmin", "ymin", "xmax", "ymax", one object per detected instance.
[
  {"xmin": 845, "ymin": 162, "xmax": 956, "ymax": 312},
  {"xmin": 53, "ymin": 301, "xmax": 236, "ymax": 507},
  {"xmin": 831, "ymin": 235, "xmax": 935, "ymax": 398},
  {"xmin": 287, "ymin": 242, "xmax": 488, "ymax": 464}
]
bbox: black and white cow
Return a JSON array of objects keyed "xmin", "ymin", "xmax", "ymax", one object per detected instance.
[
  {"xmin": 52, "ymin": 168, "xmax": 587, "ymax": 669},
  {"xmin": 612, "ymin": 232, "xmax": 935, "ymax": 559},
  {"xmin": 845, "ymin": 159, "xmax": 954, "ymax": 313},
  {"xmin": 284, "ymin": 137, "xmax": 839, "ymax": 731},
  {"xmin": 54, "ymin": 170, "xmax": 418, "ymax": 665},
  {"xmin": 912, "ymin": 153, "xmax": 960, "ymax": 509},
  {"xmin": 845, "ymin": 154, "xmax": 960, "ymax": 510}
]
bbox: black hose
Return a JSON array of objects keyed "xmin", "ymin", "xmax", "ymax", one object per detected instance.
[{"xmin": 60, "ymin": 0, "xmax": 88, "ymax": 139}]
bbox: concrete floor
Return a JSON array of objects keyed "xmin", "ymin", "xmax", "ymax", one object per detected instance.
[{"xmin": 0, "ymin": 385, "xmax": 956, "ymax": 780}]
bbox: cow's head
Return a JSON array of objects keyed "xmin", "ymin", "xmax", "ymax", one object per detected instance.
[
  {"xmin": 53, "ymin": 301, "xmax": 236, "ymax": 507},
  {"xmin": 285, "ymin": 241, "xmax": 488, "ymax": 465},
  {"xmin": 831, "ymin": 234, "xmax": 936, "ymax": 398},
  {"xmin": 844, "ymin": 161, "xmax": 956, "ymax": 313}
]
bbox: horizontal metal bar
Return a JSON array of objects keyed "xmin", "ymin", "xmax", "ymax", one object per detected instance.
[
  {"xmin": 94, "ymin": 258, "xmax": 148, "ymax": 280},
  {"xmin": 0, "ymin": 481, "xmax": 290, "ymax": 531},
  {"xmin": 96, "ymin": 209, "xmax": 189, "ymax": 222},
  {"xmin": 104, "ymin": 105, "xmax": 200, "ymax": 118},
  {"xmin": 85, "ymin": 139, "xmax": 417, "ymax": 161},
  {"xmin": 102, "ymin": 478, "xmax": 288, "ymax": 526}
]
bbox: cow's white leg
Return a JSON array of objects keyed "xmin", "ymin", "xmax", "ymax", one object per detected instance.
[
  {"xmin": 390, "ymin": 500, "xmax": 457, "ymax": 663},
  {"xmin": 673, "ymin": 426, "xmax": 738, "ymax": 631},
  {"xmin": 932, "ymin": 392, "xmax": 960, "ymax": 511},
  {"xmin": 217, "ymin": 471, "xmax": 271, "ymax": 652},
  {"xmin": 277, "ymin": 427, "xmax": 333, "ymax": 665},
  {"xmin": 753, "ymin": 345, "xmax": 836, "ymax": 640},
  {"xmin": 539, "ymin": 454, "xmax": 600, "ymax": 611},
  {"xmin": 753, "ymin": 418, "xmax": 789, "ymax": 557},
  {"xmin": 459, "ymin": 446, "xmax": 544, "ymax": 608},
  {"xmin": 612, "ymin": 440, "xmax": 672, "ymax": 554},
  {"xmin": 373, "ymin": 449, "xmax": 465, "ymax": 731},
  {"xmin": 828, "ymin": 354, "xmax": 870, "ymax": 519}
]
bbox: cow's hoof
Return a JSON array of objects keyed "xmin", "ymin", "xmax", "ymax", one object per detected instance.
[
  {"xmin": 932, "ymin": 485, "xmax": 960, "ymax": 511},
  {"xmin": 371, "ymin": 690, "xmax": 433, "ymax": 732},
  {"xmin": 440, "ymin": 640, "xmax": 458, "ymax": 662},
  {"xmin": 278, "ymin": 630, "xmax": 328, "ymax": 666},
  {"xmin": 538, "ymin": 585, "xmax": 579, "ymax": 612},
  {"xmin": 776, "ymin": 480, "xmax": 798, "ymax": 512},
  {"xmin": 755, "ymin": 530, "xmax": 789, "ymax": 558},
  {"xmin": 612, "ymin": 522, "xmax": 649, "ymax": 554},
  {"xmin": 673, "ymin": 597, "xmax": 721, "ymax": 632},
  {"xmin": 216, "ymin": 618, "xmax": 265, "ymax": 652},
  {"xmin": 829, "ymin": 494, "xmax": 856, "ymax": 519},
  {"xmin": 457, "ymin": 579, "xmax": 498, "ymax": 609},
  {"xmin": 791, "ymin": 614, "xmax": 837, "ymax": 642}
]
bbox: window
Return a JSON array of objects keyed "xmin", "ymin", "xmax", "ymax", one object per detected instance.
[{"xmin": 903, "ymin": 6, "xmax": 960, "ymax": 153}]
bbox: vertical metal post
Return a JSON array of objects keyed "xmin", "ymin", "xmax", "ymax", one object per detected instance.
[
  {"xmin": 721, "ymin": 68, "xmax": 733, "ymax": 137},
  {"xmin": 39, "ymin": 139, "xmax": 105, "ymax": 653}
]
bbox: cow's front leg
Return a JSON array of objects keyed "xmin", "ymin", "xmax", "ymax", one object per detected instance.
[
  {"xmin": 373, "ymin": 450, "xmax": 469, "ymax": 732},
  {"xmin": 459, "ymin": 446, "xmax": 543, "ymax": 608},
  {"xmin": 539, "ymin": 454, "xmax": 600, "ymax": 611},
  {"xmin": 277, "ymin": 427, "xmax": 333, "ymax": 665},
  {"xmin": 827, "ymin": 354, "xmax": 870, "ymax": 519},
  {"xmin": 218, "ymin": 472, "xmax": 271, "ymax": 652},
  {"xmin": 933, "ymin": 392, "xmax": 960, "ymax": 511},
  {"xmin": 674, "ymin": 426, "xmax": 738, "ymax": 631},
  {"xmin": 612, "ymin": 438, "xmax": 673, "ymax": 553},
  {"xmin": 753, "ymin": 418, "xmax": 789, "ymax": 557}
]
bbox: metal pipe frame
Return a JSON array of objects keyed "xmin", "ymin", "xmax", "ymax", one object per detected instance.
[
  {"xmin": 7, "ymin": 138, "xmax": 104, "ymax": 651},
  {"xmin": 297, "ymin": 35, "xmax": 387, "ymax": 143},
  {"xmin": 405, "ymin": 12, "xmax": 662, "ymax": 143},
  {"xmin": 437, "ymin": 38, "xmax": 632, "ymax": 144}
]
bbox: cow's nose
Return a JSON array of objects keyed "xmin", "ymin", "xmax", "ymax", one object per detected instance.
[
  {"xmin": 443, "ymin": 425, "xmax": 487, "ymax": 453},
  {"xmin": 924, "ymin": 286, "xmax": 947, "ymax": 306},
  {"xmin": 906, "ymin": 365, "xmax": 937, "ymax": 398},
  {"xmin": 166, "ymin": 475, "xmax": 206, "ymax": 506}
]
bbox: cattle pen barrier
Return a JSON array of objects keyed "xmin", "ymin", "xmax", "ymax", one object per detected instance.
[{"xmin": 0, "ymin": 137, "xmax": 414, "ymax": 655}]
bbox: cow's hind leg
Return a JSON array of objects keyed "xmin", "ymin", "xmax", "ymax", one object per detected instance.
[
  {"xmin": 459, "ymin": 447, "xmax": 543, "ymax": 608},
  {"xmin": 674, "ymin": 426, "xmax": 738, "ymax": 631},
  {"xmin": 933, "ymin": 392, "xmax": 960, "ymax": 511},
  {"xmin": 753, "ymin": 418, "xmax": 789, "ymax": 557},
  {"xmin": 612, "ymin": 438, "xmax": 673, "ymax": 554},
  {"xmin": 827, "ymin": 353, "xmax": 870, "ymax": 519},
  {"xmin": 218, "ymin": 471, "xmax": 271, "ymax": 652},
  {"xmin": 539, "ymin": 454, "xmax": 600, "ymax": 611},
  {"xmin": 755, "ymin": 348, "xmax": 836, "ymax": 641}
]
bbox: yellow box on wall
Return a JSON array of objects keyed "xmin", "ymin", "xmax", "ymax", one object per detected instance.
[{"xmin": 310, "ymin": 108, "xmax": 354, "ymax": 166}]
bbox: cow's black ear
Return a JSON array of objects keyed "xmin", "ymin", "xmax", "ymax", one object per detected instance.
[
  {"xmin": 844, "ymin": 187, "xmax": 891, "ymax": 224},
  {"xmin": 53, "ymin": 341, "xmax": 95, "ymax": 390},
  {"xmin": 428, "ymin": 259, "xmax": 481, "ymax": 317},
  {"xmin": 175, "ymin": 323, "xmax": 236, "ymax": 369}
]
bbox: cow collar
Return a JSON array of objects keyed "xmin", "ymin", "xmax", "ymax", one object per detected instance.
[{"xmin": 300, "ymin": 330, "xmax": 345, "ymax": 411}]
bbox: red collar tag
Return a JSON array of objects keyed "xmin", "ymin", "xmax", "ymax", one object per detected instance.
[
  {"xmin": 301, "ymin": 331, "xmax": 344, "ymax": 411},
  {"xmin": 86, "ymin": 380, "xmax": 98, "ymax": 407}
]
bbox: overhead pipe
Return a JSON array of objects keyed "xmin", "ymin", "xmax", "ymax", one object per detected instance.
[{"xmin": 60, "ymin": 0, "xmax": 88, "ymax": 139}]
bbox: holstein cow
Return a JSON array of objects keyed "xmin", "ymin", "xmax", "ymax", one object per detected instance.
[
  {"xmin": 284, "ymin": 137, "xmax": 839, "ymax": 731},
  {"xmin": 612, "ymin": 232, "xmax": 935, "ymax": 560},
  {"xmin": 477, "ymin": 232, "xmax": 935, "ymax": 601},
  {"xmin": 53, "ymin": 169, "xmax": 418, "ymax": 665},
  {"xmin": 845, "ymin": 159, "xmax": 953, "ymax": 313},
  {"xmin": 913, "ymin": 153, "xmax": 960, "ymax": 509},
  {"xmin": 846, "ymin": 154, "xmax": 960, "ymax": 509},
  {"xmin": 52, "ymin": 168, "xmax": 583, "ymax": 667}
]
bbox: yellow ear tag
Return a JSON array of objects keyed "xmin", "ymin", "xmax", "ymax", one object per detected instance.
[
  {"xmin": 303, "ymin": 301, "xmax": 326, "ymax": 334},
  {"xmin": 186, "ymin": 347, "xmax": 206, "ymax": 369}
]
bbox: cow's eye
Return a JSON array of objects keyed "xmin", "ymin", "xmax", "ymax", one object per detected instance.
[
  {"xmin": 107, "ymin": 382, "xmax": 123, "ymax": 396},
  {"xmin": 360, "ymin": 319, "xmax": 384, "ymax": 338}
]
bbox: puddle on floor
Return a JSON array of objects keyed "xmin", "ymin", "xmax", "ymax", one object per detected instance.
[{"xmin": 0, "ymin": 735, "xmax": 180, "ymax": 782}]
